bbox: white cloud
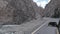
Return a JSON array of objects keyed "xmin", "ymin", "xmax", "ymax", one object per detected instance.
[
  {"xmin": 33, "ymin": 0, "xmax": 51, "ymax": 8},
  {"xmin": 40, "ymin": 1, "xmax": 47, "ymax": 8},
  {"xmin": 33, "ymin": 0, "xmax": 38, "ymax": 2}
]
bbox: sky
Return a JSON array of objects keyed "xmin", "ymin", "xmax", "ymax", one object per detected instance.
[{"xmin": 33, "ymin": 0, "xmax": 51, "ymax": 8}]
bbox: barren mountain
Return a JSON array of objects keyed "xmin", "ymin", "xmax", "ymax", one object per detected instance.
[
  {"xmin": 44, "ymin": 0, "xmax": 60, "ymax": 18},
  {"xmin": 0, "ymin": 0, "xmax": 43, "ymax": 25}
]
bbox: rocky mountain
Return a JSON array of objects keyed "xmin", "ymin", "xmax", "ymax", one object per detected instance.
[
  {"xmin": 44, "ymin": 0, "xmax": 60, "ymax": 18},
  {"xmin": 0, "ymin": 0, "xmax": 43, "ymax": 25}
]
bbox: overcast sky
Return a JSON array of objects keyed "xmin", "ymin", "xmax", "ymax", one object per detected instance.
[{"xmin": 33, "ymin": 0, "xmax": 50, "ymax": 8}]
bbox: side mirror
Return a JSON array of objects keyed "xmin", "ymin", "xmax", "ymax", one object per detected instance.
[{"xmin": 48, "ymin": 22, "xmax": 57, "ymax": 27}]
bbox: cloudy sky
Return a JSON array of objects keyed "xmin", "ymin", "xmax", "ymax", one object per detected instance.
[{"xmin": 33, "ymin": 0, "xmax": 50, "ymax": 8}]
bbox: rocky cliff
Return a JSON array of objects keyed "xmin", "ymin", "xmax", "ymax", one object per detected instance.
[
  {"xmin": 0, "ymin": 0, "xmax": 42, "ymax": 25},
  {"xmin": 44, "ymin": 0, "xmax": 60, "ymax": 18}
]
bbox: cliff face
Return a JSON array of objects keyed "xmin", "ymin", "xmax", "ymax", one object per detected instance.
[
  {"xmin": 0, "ymin": 0, "xmax": 42, "ymax": 24},
  {"xmin": 0, "ymin": 0, "xmax": 13, "ymax": 23},
  {"xmin": 44, "ymin": 0, "xmax": 60, "ymax": 18}
]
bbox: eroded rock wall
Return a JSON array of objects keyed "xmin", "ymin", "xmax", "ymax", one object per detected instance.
[
  {"xmin": 44, "ymin": 0, "xmax": 60, "ymax": 18},
  {"xmin": 0, "ymin": 0, "xmax": 42, "ymax": 24}
]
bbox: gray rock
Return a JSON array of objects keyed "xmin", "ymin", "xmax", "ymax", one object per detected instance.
[
  {"xmin": 44, "ymin": 0, "xmax": 60, "ymax": 18},
  {"xmin": 0, "ymin": 0, "xmax": 42, "ymax": 25}
]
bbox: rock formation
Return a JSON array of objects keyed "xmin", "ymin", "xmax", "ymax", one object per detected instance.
[
  {"xmin": 44, "ymin": 0, "xmax": 60, "ymax": 18},
  {"xmin": 0, "ymin": 0, "xmax": 42, "ymax": 25}
]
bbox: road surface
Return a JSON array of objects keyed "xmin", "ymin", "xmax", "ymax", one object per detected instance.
[{"xmin": 32, "ymin": 17, "xmax": 59, "ymax": 34}]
